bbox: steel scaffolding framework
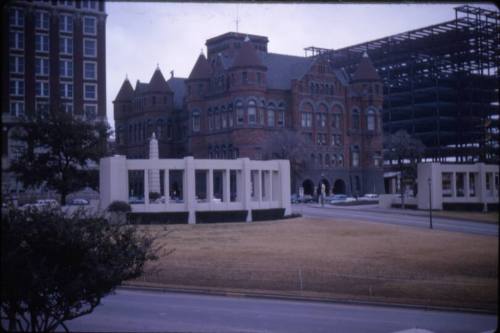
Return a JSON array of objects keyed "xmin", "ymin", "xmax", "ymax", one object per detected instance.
[{"xmin": 306, "ymin": 5, "xmax": 499, "ymax": 163}]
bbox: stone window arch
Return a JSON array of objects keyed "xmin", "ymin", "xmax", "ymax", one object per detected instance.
[
  {"xmin": 317, "ymin": 103, "xmax": 327, "ymax": 128},
  {"xmin": 221, "ymin": 105, "xmax": 227, "ymax": 129},
  {"xmin": 332, "ymin": 104, "xmax": 343, "ymax": 129},
  {"xmin": 325, "ymin": 153, "xmax": 330, "ymax": 166}
]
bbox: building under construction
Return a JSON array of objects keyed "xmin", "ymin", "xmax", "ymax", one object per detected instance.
[{"xmin": 306, "ymin": 5, "xmax": 499, "ymax": 164}]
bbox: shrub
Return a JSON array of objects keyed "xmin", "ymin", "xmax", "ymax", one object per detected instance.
[
  {"xmin": 1, "ymin": 208, "xmax": 159, "ymax": 332},
  {"xmin": 107, "ymin": 200, "xmax": 132, "ymax": 213}
]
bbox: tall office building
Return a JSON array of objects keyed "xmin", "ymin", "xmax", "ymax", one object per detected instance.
[{"xmin": 2, "ymin": 0, "xmax": 107, "ymax": 195}]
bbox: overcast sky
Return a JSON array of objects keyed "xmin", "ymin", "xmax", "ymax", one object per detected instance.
[{"xmin": 105, "ymin": 2, "xmax": 497, "ymax": 130}]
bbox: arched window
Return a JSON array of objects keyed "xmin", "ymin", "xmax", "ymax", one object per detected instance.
[
  {"xmin": 318, "ymin": 153, "xmax": 323, "ymax": 167},
  {"xmin": 228, "ymin": 104, "xmax": 234, "ymax": 128},
  {"xmin": 214, "ymin": 145, "xmax": 219, "ymax": 159},
  {"xmin": 248, "ymin": 100, "xmax": 257, "ymax": 125},
  {"xmin": 221, "ymin": 145, "xmax": 226, "ymax": 159},
  {"xmin": 208, "ymin": 145, "xmax": 213, "ymax": 159},
  {"xmin": 208, "ymin": 108, "xmax": 213, "ymax": 131},
  {"xmin": 332, "ymin": 154, "xmax": 337, "ymax": 167},
  {"xmin": 351, "ymin": 146, "xmax": 360, "ymax": 167},
  {"xmin": 352, "ymin": 109, "xmax": 360, "ymax": 129},
  {"xmin": 192, "ymin": 109, "xmax": 200, "ymax": 132},
  {"xmin": 325, "ymin": 154, "xmax": 330, "ymax": 166},
  {"xmin": 214, "ymin": 107, "xmax": 220, "ymax": 130},
  {"xmin": 301, "ymin": 102, "xmax": 313, "ymax": 128},
  {"xmin": 267, "ymin": 103, "xmax": 275, "ymax": 127},
  {"xmin": 311, "ymin": 153, "xmax": 315, "ymax": 166},
  {"xmin": 332, "ymin": 105, "xmax": 342, "ymax": 129},
  {"xmin": 367, "ymin": 109, "xmax": 376, "ymax": 131},
  {"xmin": 156, "ymin": 119, "xmax": 164, "ymax": 138},
  {"xmin": 277, "ymin": 102, "xmax": 285, "ymax": 127},
  {"xmin": 236, "ymin": 101, "xmax": 244, "ymax": 126},
  {"xmin": 128, "ymin": 124, "xmax": 133, "ymax": 143},
  {"xmin": 147, "ymin": 119, "xmax": 153, "ymax": 138},
  {"xmin": 167, "ymin": 120, "xmax": 173, "ymax": 139},
  {"xmin": 221, "ymin": 106, "xmax": 227, "ymax": 129},
  {"xmin": 338, "ymin": 154, "xmax": 343, "ymax": 167},
  {"xmin": 318, "ymin": 104, "xmax": 327, "ymax": 128},
  {"xmin": 310, "ymin": 82, "xmax": 314, "ymax": 94}
]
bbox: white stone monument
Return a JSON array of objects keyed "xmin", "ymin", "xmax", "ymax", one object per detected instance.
[{"xmin": 148, "ymin": 133, "xmax": 161, "ymax": 195}]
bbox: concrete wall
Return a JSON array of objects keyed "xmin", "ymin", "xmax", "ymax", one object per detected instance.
[
  {"xmin": 417, "ymin": 162, "xmax": 499, "ymax": 210},
  {"xmin": 99, "ymin": 155, "xmax": 291, "ymax": 223}
]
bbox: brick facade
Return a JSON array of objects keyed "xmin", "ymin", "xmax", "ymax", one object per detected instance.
[{"xmin": 114, "ymin": 32, "xmax": 384, "ymax": 196}]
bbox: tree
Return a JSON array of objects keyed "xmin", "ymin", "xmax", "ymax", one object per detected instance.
[
  {"xmin": 1, "ymin": 208, "xmax": 164, "ymax": 332},
  {"xmin": 384, "ymin": 129, "xmax": 425, "ymax": 209},
  {"xmin": 261, "ymin": 129, "xmax": 313, "ymax": 193},
  {"xmin": 9, "ymin": 107, "xmax": 111, "ymax": 205}
]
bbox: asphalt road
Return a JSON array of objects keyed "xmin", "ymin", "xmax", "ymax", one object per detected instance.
[
  {"xmin": 293, "ymin": 204, "xmax": 498, "ymax": 237},
  {"xmin": 65, "ymin": 289, "xmax": 496, "ymax": 333}
]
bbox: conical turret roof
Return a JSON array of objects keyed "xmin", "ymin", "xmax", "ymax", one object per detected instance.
[
  {"xmin": 114, "ymin": 78, "xmax": 134, "ymax": 102},
  {"xmin": 148, "ymin": 68, "xmax": 172, "ymax": 93},
  {"xmin": 231, "ymin": 36, "xmax": 266, "ymax": 70},
  {"xmin": 351, "ymin": 52, "xmax": 380, "ymax": 82},
  {"xmin": 188, "ymin": 53, "xmax": 212, "ymax": 80}
]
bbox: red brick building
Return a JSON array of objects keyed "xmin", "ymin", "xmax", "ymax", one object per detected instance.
[{"xmin": 114, "ymin": 32, "xmax": 384, "ymax": 196}]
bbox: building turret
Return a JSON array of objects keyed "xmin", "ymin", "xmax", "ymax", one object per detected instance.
[
  {"xmin": 113, "ymin": 77, "xmax": 134, "ymax": 120},
  {"xmin": 186, "ymin": 53, "xmax": 212, "ymax": 101},
  {"xmin": 229, "ymin": 36, "xmax": 267, "ymax": 91}
]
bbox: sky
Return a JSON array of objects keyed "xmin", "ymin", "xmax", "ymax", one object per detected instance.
[{"xmin": 105, "ymin": 2, "xmax": 498, "ymax": 131}]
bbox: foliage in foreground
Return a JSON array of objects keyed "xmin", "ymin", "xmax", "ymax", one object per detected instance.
[
  {"xmin": 9, "ymin": 106, "xmax": 111, "ymax": 205},
  {"xmin": 1, "ymin": 208, "xmax": 163, "ymax": 332}
]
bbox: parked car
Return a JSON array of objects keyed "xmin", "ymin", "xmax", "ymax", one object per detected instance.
[
  {"xmin": 291, "ymin": 194, "xmax": 301, "ymax": 204},
  {"xmin": 69, "ymin": 198, "xmax": 89, "ymax": 205},
  {"xmin": 328, "ymin": 194, "xmax": 347, "ymax": 204},
  {"xmin": 360, "ymin": 193, "xmax": 379, "ymax": 201},
  {"xmin": 345, "ymin": 196, "xmax": 357, "ymax": 202},
  {"xmin": 21, "ymin": 199, "xmax": 60, "ymax": 210},
  {"xmin": 129, "ymin": 196, "xmax": 145, "ymax": 204},
  {"xmin": 302, "ymin": 194, "xmax": 314, "ymax": 203}
]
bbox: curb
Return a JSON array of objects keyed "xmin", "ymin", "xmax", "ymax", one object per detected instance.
[
  {"xmin": 118, "ymin": 283, "xmax": 496, "ymax": 315},
  {"xmin": 303, "ymin": 204, "xmax": 497, "ymax": 224}
]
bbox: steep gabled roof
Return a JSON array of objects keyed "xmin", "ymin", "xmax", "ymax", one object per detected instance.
[
  {"xmin": 148, "ymin": 68, "xmax": 172, "ymax": 92},
  {"xmin": 188, "ymin": 53, "xmax": 212, "ymax": 80},
  {"xmin": 351, "ymin": 52, "xmax": 380, "ymax": 82},
  {"xmin": 231, "ymin": 37, "xmax": 266, "ymax": 69},
  {"xmin": 259, "ymin": 53, "xmax": 313, "ymax": 90},
  {"xmin": 114, "ymin": 78, "xmax": 134, "ymax": 102},
  {"xmin": 167, "ymin": 77, "xmax": 187, "ymax": 109}
]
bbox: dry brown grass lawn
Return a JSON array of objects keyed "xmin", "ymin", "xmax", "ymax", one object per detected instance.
[{"xmin": 128, "ymin": 217, "xmax": 498, "ymax": 311}]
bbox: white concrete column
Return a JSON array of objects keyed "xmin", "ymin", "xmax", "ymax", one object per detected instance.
[
  {"xmin": 268, "ymin": 170, "xmax": 273, "ymax": 201},
  {"xmin": 164, "ymin": 169, "xmax": 169, "ymax": 206},
  {"xmin": 451, "ymin": 172, "xmax": 456, "ymax": 198},
  {"xmin": 144, "ymin": 169, "xmax": 150, "ymax": 205},
  {"xmin": 207, "ymin": 169, "xmax": 214, "ymax": 202},
  {"xmin": 279, "ymin": 160, "xmax": 292, "ymax": 216},
  {"xmin": 257, "ymin": 170, "xmax": 262, "ymax": 203},
  {"xmin": 224, "ymin": 169, "xmax": 230, "ymax": 203},
  {"xmin": 99, "ymin": 155, "xmax": 128, "ymax": 211},
  {"xmin": 241, "ymin": 158, "xmax": 252, "ymax": 222},
  {"xmin": 464, "ymin": 172, "xmax": 470, "ymax": 198},
  {"xmin": 184, "ymin": 157, "xmax": 196, "ymax": 224}
]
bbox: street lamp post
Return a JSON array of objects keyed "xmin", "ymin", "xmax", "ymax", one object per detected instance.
[{"xmin": 428, "ymin": 177, "xmax": 433, "ymax": 229}]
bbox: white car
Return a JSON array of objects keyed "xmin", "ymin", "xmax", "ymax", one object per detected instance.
[
  {"xmin": 360, "ymin": 193, "xmax": 379, "ymax": 201},
  {"xmin": 21, "ymin": 199, "xmax": 60, "ymax": 210}
]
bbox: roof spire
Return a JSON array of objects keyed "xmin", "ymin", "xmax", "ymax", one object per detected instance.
[
  {"xmin": 125, "ymin": 73, "xmax": 129, "ymax": 81},
  {"xmin": 156, "ymin": 62, "xmax": 160, "ymax": 70}
]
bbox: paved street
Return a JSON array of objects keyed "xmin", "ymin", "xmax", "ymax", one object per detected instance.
[
  {"xmin": 65, "ymin": 289, "xmax": 496, "ymax": 333},
  {"xmin": 293, "ymin": 204, "xmax": 498, "ymax": 237}
]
